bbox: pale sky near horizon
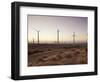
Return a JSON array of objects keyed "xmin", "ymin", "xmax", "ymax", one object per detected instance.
[{"xmin": 28, "ymin": 15, "xmax": 88, "ymax": 43}]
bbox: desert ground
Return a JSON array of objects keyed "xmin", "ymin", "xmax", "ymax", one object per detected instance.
[{"xmin": 28, "ymin": 43, "xmax": 87, "ymax": 66}]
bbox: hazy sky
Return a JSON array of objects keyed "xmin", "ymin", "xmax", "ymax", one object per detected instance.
[{"xmin": 28, "ymin": 15, "xmax": 88, "ymax": 43}]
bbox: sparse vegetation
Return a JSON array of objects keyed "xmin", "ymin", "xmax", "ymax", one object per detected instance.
[{"xmin": 28, "ymin": 43, "xmax": 87, "ymax": 66}]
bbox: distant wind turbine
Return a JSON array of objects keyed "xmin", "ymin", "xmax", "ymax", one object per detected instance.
[
  {"xmin": 33, "ymin": 28, "xmax": 40, "ymax": 44},
  {"xmin": 33, "ymin": 37, "xmax": 34, "ymax": 43},
  {"xmin": 57, "ymin": 29, "xmax": 60, "ymax": 44},
  {"xmin": 73, "ymin": 32, "xmax": 76, "ymax": 45}
]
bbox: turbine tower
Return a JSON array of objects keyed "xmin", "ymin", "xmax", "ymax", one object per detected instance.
[
  {"xmin": 33, "ymin": 28, "xmax": 40, "ymax": 44},
  {"xmin": 33, "ymin": 37, "xmax": 34, "ymax": 43},
  {"xmin": 37, "ymin": 30, "xmax": 40, "ymax": 44},
  {"xmin": 57, "ymin": 29, "xmax": 59, "ymax": 44},
  {"xmin": 73, "ymin": 32, "xmax": 76, "ymax": 45}
]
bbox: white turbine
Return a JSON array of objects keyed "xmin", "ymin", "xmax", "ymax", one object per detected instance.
[
  {"xmin": 57, "ymin": 29, "xmax": 60, "ymax": 44},
  {"xmin": 73, "ymin": 32, "xmax": 76, "ymax": 45},
  {"xmin": 33, "ymin": 28, "xmax": 40, "ymax": 44}
]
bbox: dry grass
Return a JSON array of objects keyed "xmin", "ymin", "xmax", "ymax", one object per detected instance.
[{"xmin": 28, "ymin": 43, "xmax": 87, "ymax": 66}]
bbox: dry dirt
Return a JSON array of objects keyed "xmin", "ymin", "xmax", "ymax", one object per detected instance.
[{"xmin": 28, "ymin": 43, "xmax": 87, "ymax": 66}]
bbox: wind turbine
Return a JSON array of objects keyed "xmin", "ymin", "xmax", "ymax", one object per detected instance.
[
  {"xmin": 73, "ymin": 32, "xmax": 76, "ymax": 46},
  {"xmin": 57, "ymin": 29, "xmax": 60, "ymax": 44},
  {"xmin": 33, "ymin": 37, "xmax": 34, "ymax": 43},
  {"xmin": 33, "ymin": 28, "xmax": 40, "ymax": 44}
]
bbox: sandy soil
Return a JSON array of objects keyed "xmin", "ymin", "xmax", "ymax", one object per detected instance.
[{"xmin": 28, "ymin": 43, "xmax": 87, "ymax": 66}]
